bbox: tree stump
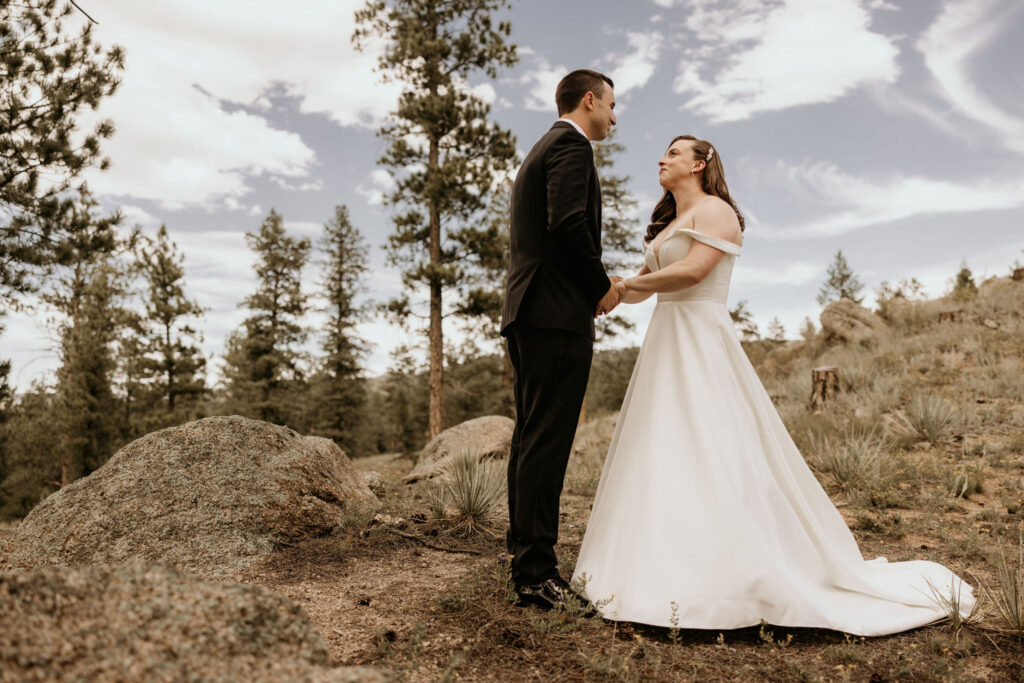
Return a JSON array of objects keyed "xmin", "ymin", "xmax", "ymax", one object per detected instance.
[
  {"xmin": 1013, "ymin": 267, "xmax": 1024, "ymax": 281},
  {"xmin": 809, "ymin": 366, "xmax": 839, "ymax": 412},
  {"xmin": 938, "ymin": 309, "xmax": 962, "ymax": 323}
]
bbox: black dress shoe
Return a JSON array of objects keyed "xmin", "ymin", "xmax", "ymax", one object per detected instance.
[{"xmin": 514, "ymin": 577, "xmax": 569, "ymax": 610}]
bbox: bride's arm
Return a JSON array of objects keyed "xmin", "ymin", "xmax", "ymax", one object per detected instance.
[
  {"xmin": 615, "ymin": 265, "xmax": 654, "ymax": 303},
  {"xmin": 622, "ymin": 202, "xmax": 740, "ymax": 296},
  {"xmin": 621, "ymin": 244, "xmax": 723, "ymax": 294}
]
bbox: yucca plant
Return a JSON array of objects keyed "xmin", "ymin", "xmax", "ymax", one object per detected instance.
[
  {"xmin": 923, "ymin": 573, "xmax": 981, "ymax": 633},
  {"xmin": 980, "ymin": 529, "xmax": 1024, "ymax": 638},
  {"xmin": 428, "ymin": 449, "xmax": 506, "ymax": 536},
  {"xmin": 887, "ymin": 394, "xmax": 959, "ymax": 446},
  {"xmin": 807, "ymin": 427, "xmax": 886, "ymax": 494},
  {"xmin": 946, "ymin": 464, "xmax": 984, "ymax": 499}
]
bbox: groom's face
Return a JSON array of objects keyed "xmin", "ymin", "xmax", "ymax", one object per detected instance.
[{"xmin": 588, "ymin": 86, "xmax": 616, "ymax": 141}]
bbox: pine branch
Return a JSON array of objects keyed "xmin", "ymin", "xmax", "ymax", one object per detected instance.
[{"xmin": 69, "ymin": 1, "xmax": 98, "ymax": 24}]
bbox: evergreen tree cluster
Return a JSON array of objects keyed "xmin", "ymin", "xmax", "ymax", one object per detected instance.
[{"xmin": 0, "ymin": 0, "xmax": 648, "ymax": 521}]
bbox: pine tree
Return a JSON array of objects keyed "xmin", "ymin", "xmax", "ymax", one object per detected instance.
[
  {"xmin": 312, "ymin": 206, "xmax": 369, "ymax": 455},
  {"xmin": 593, "ymin": 130, "xmax": 639, "ymax": 340},
  {"xmin": 222, "ymin": 210, "xmax": 310, "ymax": 425},
  {"xmin": 354, "ymin": 0, "xmax": 518, "ymax": 439},
  {"xmin": 1, "ymin": 0, "xmax": 124, "ymax": 303},
  {"xmin": 766, "ymin": 317, "xmax": 785, "ymax": 343},
  {"xmin": 130, "ymin": 225, "xmax": 206, "ymax": 431},
  {"xmin": 0, "ymin": 341, "xmax": 11, "ymax": 510},
  {"xmin": 817, "ymin": 249, "xmax": 864, "ymax": 306},
  {"xmin": 799, "ymin": 316, "xmax": 817, "ymax": 342},
  {"xmin": 0, "ymin": 382, "xmax": 61, "ymax": 518},
  {"xmin": 730, "ymin": 300, "xmax": 760, "ymax": 341},
  {"xmin": 950, "ymin": 260, "xmax": 977, "ymax": 301},
  {"xmin": 40, "ymin": 190, "xmax": 129, "ymax": 484}
]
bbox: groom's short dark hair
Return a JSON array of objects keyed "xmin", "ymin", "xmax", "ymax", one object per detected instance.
[{"xmin": 556, "ymin": 69, "xmax": 614, "ymax": 116}]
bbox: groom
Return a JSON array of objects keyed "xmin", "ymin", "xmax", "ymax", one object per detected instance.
[{"xmin": 500, "ymin": 69, "xmax": 620, "ymax": 609}]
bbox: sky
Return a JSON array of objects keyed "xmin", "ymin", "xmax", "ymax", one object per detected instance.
[{"xmin": 4, "ymin": 0, "xmax": 1024, "ymax": 392}]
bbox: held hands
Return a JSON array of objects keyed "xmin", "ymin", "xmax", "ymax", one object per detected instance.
[{"xmin": 596, "ymin": 276, "xmax": 623, "ymax": 317}]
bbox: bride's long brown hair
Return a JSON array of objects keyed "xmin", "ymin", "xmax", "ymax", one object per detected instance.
[{"xmin": 645, "ymin": 135, "xmax": 745, "ymax": 243}]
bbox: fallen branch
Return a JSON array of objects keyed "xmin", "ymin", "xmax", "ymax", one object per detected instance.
[{"xmin": 382, "ymin": 527, "xmax": 482, "ymax": 555}]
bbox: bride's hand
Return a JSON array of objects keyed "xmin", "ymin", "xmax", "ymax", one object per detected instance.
[{"xmin": 615, "ymin": 279, "xmax": 627, "ymax": 299}]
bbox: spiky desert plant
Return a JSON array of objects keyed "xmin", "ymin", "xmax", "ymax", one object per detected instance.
[
  {"xmin": 433, "ymin": 449, "xmax": 506, "ymax": 536},
  {"xmin": 980, "ymin": 529, "xmax": 1024, "ymax": 638},
  {"xmin": 887, "ymin": 394, "xmax": 959, "ymax": 446},
  {"xmin": 946, "ymin": 464, "xmax": 984, "ymax": 499},
  {"xmin": 924, "ymin": 573, "xmax": 981, "ymax": 633},
  {"xmin": 807, "ymin": 427, "xmax": 886, "ymax": 493}
]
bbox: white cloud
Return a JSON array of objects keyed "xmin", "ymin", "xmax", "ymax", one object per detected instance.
[
  {"xmin": 119, "ymin": 204, "xmax": 161, "ymax": 228},
  {"xmin": 733, "ymin": 261, "xmax": 822, "ymax": 286},
  {"xmin": 356, "ymin": 169, "xmax": 397, "ymax": 206},
  {"xmin": 74, "ymin": 1, "xmax": 403, "ymax": 209},
  {"xmin": 673, "ymin": 0, "xmax": 900, "ymax": 122},
  {"xmin": 521, "ymin": 58, "xmax": 567, "ymax": 113},
  {"xmin": 270, "ymin": 177, "xmax": 324, "ymax": 192},
  {"xmin": 522, "ymin": 29, "xmax": 659, "ymax": 117},
  {"xmin": 606, "ymin": 31, "xmax": 664, "ymax": 96},
  {"xmin": 916, "ymin": 0, "xmax": 1024, "ymax": 152},
  {"xmin": 756, "ymin": 161, "xmax": 1024, "ymax": 240}
]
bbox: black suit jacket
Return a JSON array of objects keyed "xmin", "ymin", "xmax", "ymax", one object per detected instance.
[{"xmin": 500, "ymin": 121, "xmax": 611, "ymax": 339}]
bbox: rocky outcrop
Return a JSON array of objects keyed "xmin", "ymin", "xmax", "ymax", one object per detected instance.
[
  {"xmin": 404, "ymin": 415, "xmax": 514, "ymax": 483},
  {"xmin": 820, "ymin": 298, "xmax": 888, "ymax": 344},
  {"xmin": 0, "ymin": 561, "xmax": 386, "ymax": 682},
  {"xmin": 8, "ymin": 416, "xmax": 380, "ymax": 579}
]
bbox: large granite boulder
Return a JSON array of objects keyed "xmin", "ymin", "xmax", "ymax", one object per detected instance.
[
  {"xmin": 404, "ymin": 415, "xmax": 514, "ymax": 483},
  {"xmin": 820, "ymin": 298, "xmax": 888, "ymax": 344},
  {"xmin": 8, "ymin": 416, "xmax": 380, "ymax": 579},
  {"xmin": 0, "ymin": 561, "xmax": 385, "ymax": 682}
]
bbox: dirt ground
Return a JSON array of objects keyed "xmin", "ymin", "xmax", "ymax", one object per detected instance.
[
  {"xmin": 232, "ymin": 453, "xmax": 1024, "ymax": 682},
  {"xmin": 3, "ymin": 449, "xmax": 1021, "ymax": 681}
]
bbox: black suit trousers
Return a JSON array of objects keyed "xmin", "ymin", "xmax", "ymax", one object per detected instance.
[{"xmin": 505, "ymin": 324, "xmax": 593, "ymax": 585}]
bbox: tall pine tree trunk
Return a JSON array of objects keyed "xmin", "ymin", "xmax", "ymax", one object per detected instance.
[{"xmin": 428, "ymin": 137, "xmax": 446, "ymax": 439}]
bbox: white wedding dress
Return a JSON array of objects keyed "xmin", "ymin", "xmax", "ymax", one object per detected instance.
[{"xmin": 571, "ymin": 228, "xmax": 975, "ymax": 636}]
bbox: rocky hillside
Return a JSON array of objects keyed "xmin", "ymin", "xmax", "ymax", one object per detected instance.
[{"xmin": 1, "ymin": 275, "xmax": 1022, "ymax": 681}]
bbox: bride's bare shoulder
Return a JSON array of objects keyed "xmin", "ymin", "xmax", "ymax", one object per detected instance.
[{"xmin": 695, "ymin": 196, "xmax": 742, "ymax": 244}]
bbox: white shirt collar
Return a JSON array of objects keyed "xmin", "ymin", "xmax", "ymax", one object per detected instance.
[{"xmin": 558, "ymin": 117, "xmax": 589, "ymax": 140}]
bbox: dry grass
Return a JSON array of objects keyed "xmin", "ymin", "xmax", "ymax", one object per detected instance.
[{"xmin": 806, "ymin": 427, "xmax": 887, "ymax": 495}]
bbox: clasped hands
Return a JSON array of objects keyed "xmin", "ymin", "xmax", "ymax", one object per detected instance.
[{"xmin": 596, "ymin": 275, "xmax": 627, "ymax": 317}]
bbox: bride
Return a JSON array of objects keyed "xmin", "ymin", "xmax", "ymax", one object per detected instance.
[{"xmin": 571, "ymin": 135, "xmax": 975, "ymax": 636}]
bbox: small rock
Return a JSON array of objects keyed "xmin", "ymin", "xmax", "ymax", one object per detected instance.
[
  {"xmin": 363, "ymin": 470, "xmax": 386, "ymax": 497},
  {"xmin": 982, "ymin": 318, "xmax": 999, "ymax": 329},
  {"xmin": 820, "ymin": 298, "xmax": 888, "ymax": 344}
]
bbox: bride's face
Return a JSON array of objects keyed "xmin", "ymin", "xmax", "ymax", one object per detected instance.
[{"xmin": 658, "ymin": 140, "xmax": 696, "ymax": 187}]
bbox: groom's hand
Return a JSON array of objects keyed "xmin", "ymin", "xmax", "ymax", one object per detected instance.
[{"xmin": 596, "ymin": 278, "xmax": 621, "ymax": 317}]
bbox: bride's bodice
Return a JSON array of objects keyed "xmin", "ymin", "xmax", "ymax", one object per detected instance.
[{"xmin": 643, "ymin": 228, "xmax": 741, "ymax": 305}]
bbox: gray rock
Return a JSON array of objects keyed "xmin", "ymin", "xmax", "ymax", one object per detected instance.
[
  {"xmin": 404, "ymin": 415, "xmax": 514, "ymax": 483},
  {"xmin": 0, "ymin": 561, "xmax": 388, "ymax": 682},
  {"xmin": 363, "ymin": 470, "xmax": 385, "ymax": 497},
  {"xmin": 820, "ymin": 298, "xmax": 888, "ymax": 344},
  {"xmin": 8, "ymin": 416, "xmax": 380, "ymax": 579}
]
